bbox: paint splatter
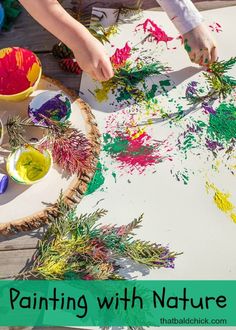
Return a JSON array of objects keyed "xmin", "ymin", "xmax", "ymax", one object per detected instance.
[
  {"xmin": 103, "ymin": 130, "xmax": 168, "ymax": 174},
  {"xmin": 184, "ymin": 39, "xmax": 192, "ymax": 53},
  {"xmin": 207, "ymin": 103, "xmax": 236, "ymax": 143},
  {"xmin": 209, "ymin": 22, "xmax": 222, "ymax": 33},
  {"xmin": 206, "ymin": 182, "xmax": 236, "ymax": 223},
  {"xmin": 85, "ymin": 161, "xmax": 105, "ymax": 195},
  {"xmin": 172, "ymin": 168, "xmax": 189, "ymax": 185},
  {"xmin": 105, "ymin": 25, "xmax": 119, "ymax": 39},
  {"xmin": 95, "ymin": 60, "xmax": 167, "ymax": 105},
  {"xmin": 110, "ymin": 42, "xmax": 132, "ymax": 69},
  {"xmin": 135, "ymin": 19, "xmax": 173, "ymax": 45}
]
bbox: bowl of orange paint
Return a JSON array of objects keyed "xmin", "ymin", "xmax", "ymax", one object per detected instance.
[{"xmin": 0, "ymin": 47, "xmax": 42, "ymax": 102}]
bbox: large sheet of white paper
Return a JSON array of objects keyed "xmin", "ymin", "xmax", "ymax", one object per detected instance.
[{"xmin": 79, "ymin": 6, "xmax": 236, "ymax": 284}]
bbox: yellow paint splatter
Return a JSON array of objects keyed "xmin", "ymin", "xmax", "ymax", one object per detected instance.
[
  {"xmin": 105, "ymin": 25, "xmax": 119, "ymax": 39},
  {"xmin": 206, "ymin": 181, "xmax": 236, "ymax": 223},
  {"xmin": 231, "ymin": 213, "xmax": 236, "ymax": 223},
  {"xmin": 95, "ymin": 80, "xmax": 113, "ymax": 102},
  {"xmin": 127, "ymin": 127, "xmax": 145, "ymax": 140}
]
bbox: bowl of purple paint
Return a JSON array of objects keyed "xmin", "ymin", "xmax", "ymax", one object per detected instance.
[{"xmin": 28, "ymin": 90, "xmax": 72, "ymax": 126}]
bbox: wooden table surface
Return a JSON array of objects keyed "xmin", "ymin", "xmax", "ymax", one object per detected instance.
[{"xmin": 0, "ymin": 0, "xmax": 236, "ymax": 329}]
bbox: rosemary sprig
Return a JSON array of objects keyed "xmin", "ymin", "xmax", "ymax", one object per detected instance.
[{"xmin": 6, "ymin": 115, "xmax": 68, "ymax": 149}]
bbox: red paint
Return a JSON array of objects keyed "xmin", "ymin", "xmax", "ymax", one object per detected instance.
[
  {"xmin": 0, "ymin": 47, "xmax": 40, "ymax": 95},
  {"xmin": 209, "ymin": 22, "xmax": 222, "ymax": 33},
  {"xmin": 117, "ymin": 131, "xmax": 164, "ymax": 173},
  {"xmin": 110, "ymin": 42, "xmax": 132, "ymax": 69},
  {"xmin": 135, "ymin": 19, "xmax": 173, "ymax": 45}
]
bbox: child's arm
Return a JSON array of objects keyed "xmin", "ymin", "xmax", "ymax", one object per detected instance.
[
  {"xmin": 19, "ymin": 0, "xmax": 114, "ymax": 81},
  {"xmin": 156, "ymin": 0, "xmax": 218, "ymax": 65}
]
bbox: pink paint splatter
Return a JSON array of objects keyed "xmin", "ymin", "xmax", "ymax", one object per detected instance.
[
  {"xmin": 209, "ymin": 22, "xmax": 222, "ymax": 33},
  {"xmin": 135, "ymin": 19, "xmax": 173, "ymax": 45},
  {"xmin": 110, "ymin": 42, "xmax": 132, "ymax": 69},
  {"xmin": 103, "ymin": 130, "xmax": 171, "ymax": 174}
]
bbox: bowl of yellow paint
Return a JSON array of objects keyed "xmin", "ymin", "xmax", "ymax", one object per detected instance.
[
  {"xmin": 0, "ymin": 47, "xmax": 42, "ymax": 102},
  {"xmin": 6, "ymin": 145, "xmax": 52, "ymax": 185}
]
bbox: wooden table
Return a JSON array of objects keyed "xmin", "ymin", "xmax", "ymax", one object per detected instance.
[{"xmin": 0, "ymin": 0, "xmax": 236, "ymax": 328}]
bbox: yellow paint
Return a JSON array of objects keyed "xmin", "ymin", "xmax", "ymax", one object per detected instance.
[
  {"xmin": 214, "ymin": 191, "xmax": 234, "ymax": 213},
  {"xmin": 0, "ymin": 47, "xmax": 12, "ymax": 59},
  {"xmin": 15, "ymin": 146, "xmax": 51, "ymax": 183},
  {"xmin": 27, "ymin": 61, "xmax": 41, "ymax": 86},
  {"xmin": 15, "ymin": 48, "xmax": 24, "ymax": 70},
  {"xmin": 231, "ymin": 213, "xmax": 236, "ymax": 223},
  {"xmin": 130, "ymin": 128, "xmax": 145, "ymax": 140},
  {"xmin": 105, "ymin": 25, "xmax": 119, "ymax": 38},
  {"xmin": 206, "ymin": 181, "xmax": 236, "ymax": 223},
  {"xmin": 95, "ymin": 81, "xmax": 113, "ymax": 102}
]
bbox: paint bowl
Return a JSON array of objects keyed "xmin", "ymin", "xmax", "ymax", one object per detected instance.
[
  {"xmin": 6, "ymin": 145, "xmax": 52, "ymax": 185},
  {"xmin": 28, "ymin": 91, "xmax": 71, "ymax": 125},
  {"xmin": 0, "ymin": 119, "xmax": 3, "ymax": 145},
  {"xmin": 0, "ymin": 173, "xmax": 9, "ymax": 194},
  {"xmin": 0, "ymin": 47, "xmax": 42, "ymax": 102},
  {"xmin": 0, "ymin": 4, "xmax": 4, "ymax": 29}
]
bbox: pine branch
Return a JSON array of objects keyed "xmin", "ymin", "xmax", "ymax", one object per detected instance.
[
  {"xmin": 186, "ymin": 57, "xmax": 236, "ymax": 105},
  {"xmin": 123, "ymin": 213, "xmax": 144, "ymax": 235}
]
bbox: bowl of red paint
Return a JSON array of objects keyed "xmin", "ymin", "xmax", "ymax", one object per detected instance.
[{"xmin": 0, "ymin": 47, "xmax": 42, "ymax": 102}]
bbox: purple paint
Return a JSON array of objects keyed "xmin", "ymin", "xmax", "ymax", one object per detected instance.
[
  {"xmin": 28, "ymin": 91, "xmax": 71, "ymax": 126},
  {"xmin": 202, "ymin": 102, "xmax": 216, "ymax": 115},
  {"xmin": 0, "ymin": 173, "xmax": 9, "ymax": 194},
  {"xmin": 205, "ymin": 138, "xmax": 224, "ymax": 152}
]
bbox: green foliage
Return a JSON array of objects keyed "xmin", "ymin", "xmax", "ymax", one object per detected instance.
[
  {"xmin": 187, "ymin": 57, "xmax": 236, "ymax": 104},
  {"xmin": 113, "ymin": 61, "xmax": 168, "ymax": 87},
  {"xmin": 29, "ymin": 195, "xmax": 179, "ymax": 280}
]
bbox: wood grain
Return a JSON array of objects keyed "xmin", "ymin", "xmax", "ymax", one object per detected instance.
[{"xmin": 0, "ymin": 249, "xmax": 36, "ymax": 278}]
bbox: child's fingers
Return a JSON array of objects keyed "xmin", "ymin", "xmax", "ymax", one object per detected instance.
[
  {"xmin": 101, "ymin": 60, "xmax": 114, "ymax": 81},
  {"xmin": 210, "ymin": 46, "xmax": 218, "ymax": 64},
  {"xmin": 202, "ymin": 49, "xmax": 211, "ymax": 66},
  {"xmin": 96, "ymin": 67, "xmax": 107, "ymax": 82},
  {"xmin": 89, "ymin": 70, "xmax": 100, "ymax": 81},
  {"xmin": 189, "ymin": 51, "xmax": 196, "ymax": 63}
]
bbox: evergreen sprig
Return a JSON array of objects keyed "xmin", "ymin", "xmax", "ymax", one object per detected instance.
[
  {"xmin": 6, "ymin": 115, "xmax": 92, "ymax": 175},
  {"xmin": 186, "ymin": 57, "xmax": 236, "ymax": 104},
  {"xmin": 28, "ymin": 195, "xmax": 180, "ymax": 280},
  {"xmin": 113, "ymin": 61, "xmax": 168, "ymax": 87}
]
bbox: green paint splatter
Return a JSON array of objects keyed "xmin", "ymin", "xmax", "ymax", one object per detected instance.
[
  {"xmin": 174, "ymin": 169, "xmax": 189, "ymax": 185},
  {"xmin": 103, "ymin": 133, "xmax": 129, "ymax": 155},
  {"xmin": 116, "ymin": 89, "xmax": 132, "ymax": 102},
  {"xmin": 112, "ymin": 172, "xmax": 117, "ymax": 183},
  {"xmin": 146, "ymin": 84, "xmax": 158, "ymax": 100},
  {"xmin": 160, "ymin": 79, "xmax": 171, "ymax": 93},
  {"xmin": 207, "ymin": 103, "xmax": 236, "ymax": 142},
  {"xmin": 184, "ymin": 39, "xmax": 192, "ymax": 53},
  {"xmin": 181, "ymin": 133, "xmax": 198, "ymax": 156},
  {"xmin": 84, "ymin": 161, "xmax": 105, "ymax": 196}
]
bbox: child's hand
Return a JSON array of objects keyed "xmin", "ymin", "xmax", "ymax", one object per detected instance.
[
  {"xmin": 183, "ymin": 23, "xmax": 218, "ymax": 66},
  {"xmin": 71, "ymin": 32, "xmax": 114, "ymax": 82}
]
